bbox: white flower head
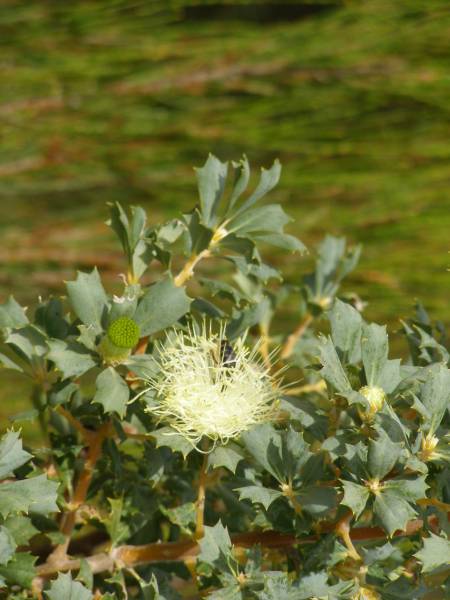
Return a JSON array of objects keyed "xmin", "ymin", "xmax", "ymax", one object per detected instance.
[{"xmin": 146, "ymin": 323, "xmax": 280, "ymax": 449}]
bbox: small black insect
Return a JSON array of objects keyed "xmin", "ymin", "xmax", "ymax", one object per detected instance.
[{"xmin": 219, "ymin": 339, "xmax": 237, "ymax": 369}]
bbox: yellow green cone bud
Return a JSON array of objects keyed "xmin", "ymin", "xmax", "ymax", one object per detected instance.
[
  {"xmin": 107, "ymin": 316, "xmax": 140, "ymax": 349},
  {"xmin": 98, "ymin": 316, "xmax": 140, "ymax": 364}
]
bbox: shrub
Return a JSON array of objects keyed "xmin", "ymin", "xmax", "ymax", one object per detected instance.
[{"xmin": 0, "ymin": 155, "xmax": 449, "ymax": 599}]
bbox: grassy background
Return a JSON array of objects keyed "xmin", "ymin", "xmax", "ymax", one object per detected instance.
[{"xmin": 1, "ymin": 0, "xmax": 449, "ymax": 431}]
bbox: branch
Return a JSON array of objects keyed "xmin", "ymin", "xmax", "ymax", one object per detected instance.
[
  {"xmin": 56, "ymin": 406, "xmax": 93, "ymax": 443},
  {"xmin": 33, "ymin": 515, "xmax": 439, "ymax": 590},
  {"xmin": 195, "ymin": 452, "xmax": 209, "ymax": 539},
  {"xmin": 280, "ymin": 314, "xmax": 313, "ymax": 360},
  {"xmin": 336, "ymin": 512, "xmax": 361, "ymax": 561},
  {"xmin": 46, "ymin": 421, "xmax": 111, "ymax": 565},
  {"xmin": 173, "ymin": 249, "xmax": 211, "ymax": 288},
  {"xmin": 258, "ymin": 324, "xmax": 272, "ymax": 372}
]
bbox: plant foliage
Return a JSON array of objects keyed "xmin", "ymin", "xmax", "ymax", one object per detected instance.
[{"xmin": 0, "ymin": 155, "xmax": 448, "ymax": 598}]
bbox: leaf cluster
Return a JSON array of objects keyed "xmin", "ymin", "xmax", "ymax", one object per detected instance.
[{"xmin": 0, "ymin": 155, "xmax": 448, "ymax": 598}]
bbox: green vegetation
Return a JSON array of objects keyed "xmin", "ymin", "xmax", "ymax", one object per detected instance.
[
  {"xmin": 0, "ymin": 158, "xmax": 449, "ymax": 597},
  {"xmin": 0, "ymin": 1, "xmax": 449, "ymax": 421}
]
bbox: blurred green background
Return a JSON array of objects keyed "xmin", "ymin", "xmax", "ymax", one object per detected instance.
[{"xmin": 1, "ymin": 0, "xmax": 449, "ymax": 428}]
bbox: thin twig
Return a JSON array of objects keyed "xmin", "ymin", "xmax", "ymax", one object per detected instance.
[
  {"xmin": 280, "ymin": 314, "xmax": 313, "ymax": 360},
  {"xmin": 46, "ymin": 421, "xmax": 111, "ymax": 565},
  {"xmin": 336, "ymin": 512, "xmax": 361, "ymax": 561},
  {"xmin": 56, "ymin": 406, "xmax": 93, "ymax": 442},
  {"xmin": 174, "ymin": 249, "xmax": 211, "ymax": 288},
  {"xmin": 258, "ymin": 324, "xmax": 272, "ymax": 371},
  {"xmin": 195, "ymin": 449, "xmax": 210, "ymax": 540}
]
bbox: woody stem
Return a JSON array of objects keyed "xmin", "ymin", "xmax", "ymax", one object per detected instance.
[{"xmin": 195, "ymin": 449, "xmax": 210, "ymax": 539}]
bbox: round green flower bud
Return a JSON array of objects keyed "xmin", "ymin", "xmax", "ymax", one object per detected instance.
[{"xmin": 107, "ymin": 316, "xmax": 140, "ymax": 349}]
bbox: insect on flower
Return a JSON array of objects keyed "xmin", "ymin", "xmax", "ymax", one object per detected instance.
[
  {"xmin": 219, "ymin": 339, "xmax": 237, "ymax": 369},
  {"xmin": 145, "ymin": 323, "xmax": 281, "ymax": 450}
]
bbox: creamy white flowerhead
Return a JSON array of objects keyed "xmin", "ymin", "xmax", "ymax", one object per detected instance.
[{"xmin": 147, "ymin": 325, "xmax": 280, "ymax": 449}]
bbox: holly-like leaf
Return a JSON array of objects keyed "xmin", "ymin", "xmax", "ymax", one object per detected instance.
[
  {"xmin": 200, "ymin": 278, "xmax": 245, "ymax": 305},
  {"xmin": 124, "ymin": 354, "xmax": 159, "ymax": 379},
  {"xmin": 226, "ymin": 155, "xmax": 250, "ymax": 214},
  {"xmin": 35, "ymin": 297, "xmax": 69, "ymax": 340},
  {"xmin": 232, "ymin": 159, "xmax": 281, "ymax": 218},
  {"xmin": 134, "ymin": 277, "xmax": 191, "ymax": 336},
  {"xmin": 6, "ymin": 326, "xmax": 48, "ymax": 361},
  {"xmin": 208, "ymin": 443, "xmax": 245, "ymax": 474},
  {"xmin": 234, "ymin": 485, "xmax": 283, "ymax": 510},
  {"xmin": 195, "ymin": 154, "xmax": 228, "ymax": 227},
  {"xmin": 3, "ymin": 515, "xmax": 38, "ymax": 546},
  {"xmin": 160, "ymin": 502, "xmax": 195, "ymax": 536},
  {"xmin": 66, "ymin": 268, "xmax": 109, "ymax": 335},
  {"xmin": 0, "ymin": 552, "xmax": 36, "ymax": 589},
  {"xmin": 319, "ymin": 337, "xmax": 352, "ymax": 394},
  {"xmin": 47, "ymin": 339, "xmax": 97, "ymax": 378},
  {"xmin": 329, "ymin": 299, "xmax": 362, "ymax": 364},
  {"xmin": 198, "ymin": 521, "xmax": 233, "ymax": 571},
  {"xmin": 228, "ymin": 204, "xmax": 291, "ymax": 237},
  {"xmin": 367, "ymin": 431, "xmax": 401, "ymax": 480},
  {"xmin": 0, "ymin": 431, "xmax": 32, "ymax": 479},
  {"xmin": 92, "ymin": 367, "xmax": 129, "ymax": 418},
  {"xmin": 46, "ymin": 572, "xmax": 93, "ymax": 600},
  {"xmin": 242, "ymin": 425, "xmax": 312, "ymax": 485},
  {"xmin": 241, "ymin": 424, "xmax": 280, "ymax": 481},
  {"xmin": 76, "ymin": 559, "xmax": 93, "ymax": 591},
  {"xmin": 0, "ymin": 474, "xmax": 59, "ymax": 518},
  {"xmin": 250, "ymin": 232, "xmax": 306, "ymax": 254},
  {"xmin": 226, "ymin": 297, "xmax": 272, "ymax": 340},
  {"xmin": 361, "ymin": 323, "xmax": 389, "ymax": 387},
  {"xmin": 151, "ymin": 426, "xmax": 194, "ymax": 459},
  {"xmin": 0, "ymin": 352, "xmax": 22, "ymax": 372},
  {"xmin": 341, "ymin": 481, "xmax": 370, "ymax": 519},
  {"xmin": 0, "ymin": 297, "xmax": 28, "ymax": 331},
  {"xmin": 135, "ymin": 573, "xmax": 169, "ymax": 600},
  {"xmin": 415, "ymin": 533, "xmax": 450, "ymax": 573},
  {"xmin": 377, "ymin": 359, "xmax": 402, "ymax": 394},
  {"xmin": 381, "ymin": 475, "xmax": 428, "ymax": 503},
  {"xmin": 105, "ymin": 497, "xmax": 129, "ymax": 546},
  {"xmin": 259, "ymin": 572, "xmax": 301, "ymax": 600},
  {"xmin": 108, "ymin": 203, "xmax": 151, "ymax": 280},
  {"xmin": 77, "ymin": 324, "xmax": 98, "ymax": 351},
  {"xmin": 303, "ymin": 236, "xmax": 361, "ymax": 307},
  {"xmin": 207, "ymin": 582, "xmax": 243, "ymax": 600},
  {"xmin": 295, "ymin": 486, "xmax": 337, "ymax": 516},
  {"xmin": 296, "ymin": 571, "xmax": 347, "ymax": 600},
  {"xmin": 0, "ymin": 526, "xmax": 16, "ymax": 565},
  {"xmin": 373, "ymin": 489, "xmax": 417, "ymax": 537},
  {"xmin": 419, "ymin": 362, "xmax": 450, "ymax": 434}
]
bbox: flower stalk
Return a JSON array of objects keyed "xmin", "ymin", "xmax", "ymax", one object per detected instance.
[{"xmin": 195, "ymin": 450, "xmax": 209, "ymax": 540}]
